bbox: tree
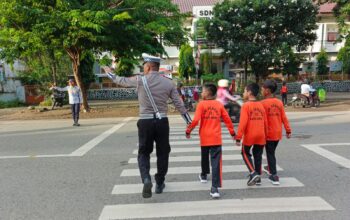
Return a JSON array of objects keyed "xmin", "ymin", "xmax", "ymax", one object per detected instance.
[
  {"xmin": 205, "ymin": 0, "xmax": 318, "ymax": 84},
  {"xmin": 0, "ymin": 0, "xmax": 186, "ymax": 111},
  {"xmin": 317, "ymin": 48, "xmax": 329, "ymax": 75},
  {"xmin": 279, "ymin": 44, "xmax": 304, "ymax": 79},
  {"xmin": 79, "ymin": 51, "xmax": 96, "ymax": 90},
  {"xmin": 179, "ymin": 44, "xmax": 195, "ymax": 79},
  {"xmin": 337, "ymin": 38, "xmax": 350, "ymax": 75}
]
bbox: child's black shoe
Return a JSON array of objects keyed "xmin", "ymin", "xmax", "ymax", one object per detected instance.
[
  {"xmin": 268, "ymin": 175, "xmax": 280, "ymax": 185},
  {"xmin": 210, "ymin": 187, "xmax": 220, "ymax": 199},
  {"xmin": 247, "ymin": 172, "xmax": 260, "ymax": 186},
  {"xmin": 199, "ymin": 173, "xmax": 208, "ymax": 183}
]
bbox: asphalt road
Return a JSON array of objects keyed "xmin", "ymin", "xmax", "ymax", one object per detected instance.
[{"xmin": 1, "ymin": 111, "xmax": 350, "ymax": 220}]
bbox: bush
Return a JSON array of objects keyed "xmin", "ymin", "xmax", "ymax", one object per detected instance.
[
  {"xmin": 201, "ymin": 73, "xmax": 225, "ymax": 83},
  {"xmin": 0, "ymin": 99, "xmax": 25, "ymax": 109},
  {"xmin": 39, "ymin": 98, "xmax": 53, "ymax": 107}
]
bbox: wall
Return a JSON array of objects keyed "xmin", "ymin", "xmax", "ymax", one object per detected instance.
[
  {"xmin": 87, "ymin": 81, "xmax": 350, "ymax": 100},
  {"xmin": 277, "ymin": 81, "xmax": 350, "ymax": 94},
  {"xmin": 88, "ymin": 88, "xmax": 138, "ymax": 100},
  {"xmin": 0, "ymin": 79, "xmax": 25, "ymax": 102}
]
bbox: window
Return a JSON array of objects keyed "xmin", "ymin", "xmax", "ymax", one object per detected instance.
[{"xmin": 327, "ymin": 32, "xmax": 338, "ymax": 42}]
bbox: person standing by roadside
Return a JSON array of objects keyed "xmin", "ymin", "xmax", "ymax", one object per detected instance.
[
  {"xmin": 280, "ymin": 81, "xmax": 288, "ymax": 107},
  {"xmin": 51, "ymin": 79, "xmax": 82, "ymax": 126},
  {"xmin": 106, "ymin": 54, "xmax": 192, "ymax": 199}
]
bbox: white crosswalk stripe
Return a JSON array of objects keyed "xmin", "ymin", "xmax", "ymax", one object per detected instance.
[
  {"xmin": 120, "ymin": 165, "xmax": 283, "ymax": 177},
  {"xmin": 132, "ymin": 146, "xmax": 240, "ymax": 154},
  {"xmin": 99, "ymin": 120, "xmax": 335, "ymax": 219},
  {"xmin": 99, "ymin": 197, "xmax": 334, "ymax": 220},
  {"xmin": 128, "ymin": 154, "xmax": 266, "ymax": 163},
  {"xmin": 112, "ymin": 177, "xmax": 303, "ymax": 195}
]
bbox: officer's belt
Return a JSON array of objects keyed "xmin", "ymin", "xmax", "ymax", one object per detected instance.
[{"xmin": 139, "ymin": 113, "xmax": 167, "ymax": 119}]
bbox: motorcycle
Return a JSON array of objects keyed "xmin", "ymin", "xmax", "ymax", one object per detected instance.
[
  {"xmin": 225, "ymin": 95, "xmax": 243, "ymax": 123},
  {"xmin": 51, "ymin": 89, "xmax": 66, "ymax": 110},
  {"xmin": 291, "ymin": 91, "xmax": 320, "ymax": 108}
]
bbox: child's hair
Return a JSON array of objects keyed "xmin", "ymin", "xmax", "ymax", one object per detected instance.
[
  {"xmin": 263, "ymin": 79, "xmax": 277, "ymax": 94},
  {"xmin": 203, "ymin": 83, "xmax": 217, "ymax": 97},
  {"xmin": 282, "ymin": 81, "xmax": 287, "ymax": 86},
  {"xmin": 246, "ymin": 83, "xmax": 260, "ymax": 97}
]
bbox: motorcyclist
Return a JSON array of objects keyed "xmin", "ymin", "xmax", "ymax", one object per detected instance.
[
  {"xmin": 216, "ymin": 79, "xmax": 241, "ymax": 116},
  {"xmin": 301, "ymin": 79, "xmax": 315, "ymax": 105}
]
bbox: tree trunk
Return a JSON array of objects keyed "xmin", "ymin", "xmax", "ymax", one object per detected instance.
[
  {"xmin": 255, "ymin": 73, "xmax": 260, "ymax": 83},
  {"xmin": 49, "ymin": 50, "xmax": 58, "ymax": 85},
  {"xmin": 244, "ymin": 58, "xmax": 248, "ymax": 87},
  {"xmin": 66, "ymin": 48, "xmax": 90, "ymax": 112}
]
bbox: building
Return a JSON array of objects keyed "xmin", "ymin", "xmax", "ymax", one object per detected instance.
[
  {"xmin": 298, "ymin": 3, "xmax": 349, "ymax": 74},
  {"xmin": 166, "ymin": 1, "xmax": 349, "ymax": 77}
]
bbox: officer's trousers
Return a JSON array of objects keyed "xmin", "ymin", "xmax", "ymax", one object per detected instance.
[{"xmin": 137, "ymin": 118, "xmax": 170, "ymax": 185}]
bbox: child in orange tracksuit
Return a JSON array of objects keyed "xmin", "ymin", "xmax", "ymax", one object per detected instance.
[
  {"xmin": 280, "ymin": 81, "xmax": 288, "ymax": 106},
  {"xmin": 186, "ymin": 84, "xmax": 235, "ymax": 199},
  {"xmin": 261, "ymin": 80, "xmax": 292, "ymax": 185},
  {"xmin": 235, "ymin": 83, "xmax": 268, "ymax": 186}
]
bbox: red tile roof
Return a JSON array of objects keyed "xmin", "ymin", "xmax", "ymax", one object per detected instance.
[
  {"xmin": 172, "ymin": 0, "xmax": 221, "ymax": 14},
  {"xmin": 172, "ymin": 1, "xmax": 336, "ymax": 15},
  {"xmin": 319, "ymin": 3, "xmax": 336, "ymax": 14}
]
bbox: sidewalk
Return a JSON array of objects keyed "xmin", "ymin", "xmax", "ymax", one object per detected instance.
[{"xmin": 88, "ymin": 92, "xmax": 349, "ymax": 107}]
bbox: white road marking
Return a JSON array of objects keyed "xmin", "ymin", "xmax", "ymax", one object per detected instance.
[
  {"xmin": 98, "ymin": 196, "xmax": 334, "ymax": 220},
  {"xmin": 301, "ymin": 143, "xmax": 350, "ymax": 169},
  {"xmin": 128, "ymin": 154, "xmax": 266, "ymax": 163},
  {"xmin": 112, "ymin": 177, "xmax": 303, "ymax": 195},
  {"xmin": 69, "ymin": 117, "xmax": 133, "ymax": 156},
  {"xmin": 132, "ymin": 146, "xmax": 240, "ymax": 154},
  {"xmin": 170, "ymin": 134, "xmax": 233, "ymax": 140},
  {"xmin": 120, "ymin": 165, "xmax": 283, "ymax": 177},
  {"xmin": 0, "ymin": 118, "xmax": 133, "ymax": 159},
  {"xmin": 170, "ymin": 139, "xmax": 235, "ymax": 146}
]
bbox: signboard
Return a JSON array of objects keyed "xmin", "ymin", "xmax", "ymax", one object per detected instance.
[
  {"xmin": 193, "ymin": 6, "xmax": 214, "ymax": 18},
  {"xmin": 330, "ymin": 61, "xmax": 342, "ymax": 72}
]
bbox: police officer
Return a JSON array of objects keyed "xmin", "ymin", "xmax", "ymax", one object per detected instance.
[{"xmin": 107, "ymin": 54, "xmax": 191, "ymax": 198}]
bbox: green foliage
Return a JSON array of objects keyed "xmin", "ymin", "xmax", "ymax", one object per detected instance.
[
  {"xmin": 98, "ymin": 55, "xmax": 113, "ymax": 67},
  {"xmin": 280, "ymin": 44, "xmax": 304, "ymax": 76},
  {"xmin": 116, "ymin": 57, "xmax": 137, "ymax": 77},
  {"xmin": 0, "ymin": 0, "xmax": 186, "ymax": 110},
  {"xmin": 39, "ymin": 98, "xmax": 53, "ymax": 107},
  {"xmin": 179, "ymin": 44, "xmax": 195, "ymax": 79},
  {"xmin": 201, "ymin": 73, "xmax": 225, "ymax": 83},
  {"xmin": 0, "ymin": 99, "xmax": 25, "ymax": 109},
  {"xmin": 79, "ymin": 51, "xmax": 96, "ymax": 88},
  {"xmin": 317, "ymin": 48, "xmax": 329, "ymax": 75},
  {"xmin": 200, "ymin": 52, "xmax": 213, "ymax": 75},
  {"xmin": 205, "ymin": 0, "xmax": 318, "ymax": 82},
  {"xmin": 337, "ymin": 38, "xmax": 350, "ymax": 74}
]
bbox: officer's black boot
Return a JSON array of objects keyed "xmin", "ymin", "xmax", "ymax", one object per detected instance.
[
  {"xmin": 142, "ymin": 178, "xmax": 153, "ymax": 198},
  {"xmin": 155, "ymin": 183, "xmax": 165, "ymax": 194}
]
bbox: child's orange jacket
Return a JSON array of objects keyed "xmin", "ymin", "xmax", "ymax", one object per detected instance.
[
  {"xmin": 236, "ymin": 101, "xmax": 268, "ymax": 146},
  {"xmin": 186, "ymin": 100, "xmax": 235, "ymax": 147},
  {"xmin": 261, "ymin": 97, "xmax": 291, "ymax": 141}
]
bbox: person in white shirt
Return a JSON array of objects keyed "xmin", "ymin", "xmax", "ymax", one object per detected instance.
[
  {"xmin": 51, "ymin": 79, "xmax": 83, "ymax": 126},
  {"xmin": 301, "ymin": 79, "xmax": 315, "ymax": 105}
]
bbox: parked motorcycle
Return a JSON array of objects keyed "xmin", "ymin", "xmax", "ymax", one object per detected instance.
[
  {"xmin": 291, "ymin": 91, "xmax": 320, "ymax": 108},
  {"xmin": 51, "ymin": 89, "xmax": 66, "ymax": 110}
]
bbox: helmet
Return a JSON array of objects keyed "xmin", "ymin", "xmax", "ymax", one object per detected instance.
[{"xmin": 218, "ymin": 79, "xmax": 229, "ymax": 87}]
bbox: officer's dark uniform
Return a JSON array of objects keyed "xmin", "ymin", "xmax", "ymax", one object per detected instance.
[{"xmin": 107, "ymin": 54, "xmax": 191, "ymax": 197}]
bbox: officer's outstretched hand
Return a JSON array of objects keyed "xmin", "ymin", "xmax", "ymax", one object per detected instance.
[{"xmin": 286, "ymin": 133, "xmax": 292, "ymax": 139}]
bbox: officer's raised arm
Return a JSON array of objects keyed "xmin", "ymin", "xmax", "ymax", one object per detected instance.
[
  {"xmin": 107, "ymin": 72, "xmax": 138, "ymax": 88},
  {"xmin": 170, "ymin": 85, "xmax": 192, "ymax": 124}
]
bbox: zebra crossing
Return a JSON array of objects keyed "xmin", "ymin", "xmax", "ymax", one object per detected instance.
[{"xmin": 99, "ymin": 120, "xmax": 335, "ymax": 220}]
